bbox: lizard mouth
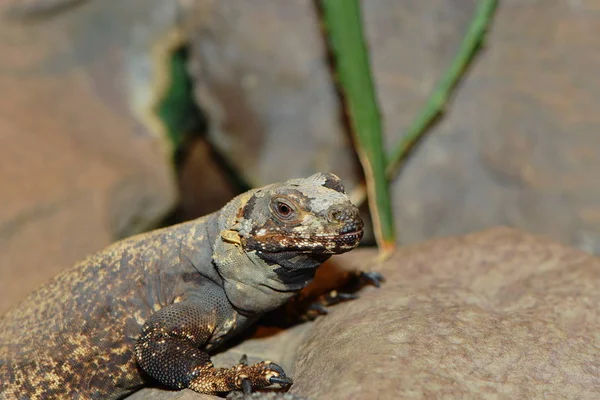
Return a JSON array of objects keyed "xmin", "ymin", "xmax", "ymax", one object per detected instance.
[
  {"xmin": 243, "ymin": 229, "xmax": 363, "ymax": 254},
  {"xmin": 310, "ymin": 227, "xmax": 363, "ymax": 254},
  {"xmin": 334, "ymin": 229, "xmax": 363, "ymax": 246},
  {"xmin": 243, "ymin": 217, "xmax": 364, "ymax": 254},
  {"xmin": 331, "ymin": 219, "xmax": 364, "ymax": 249}
]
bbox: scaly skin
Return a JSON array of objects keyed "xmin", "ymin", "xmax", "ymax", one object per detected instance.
[{"xmin": 0, "ymin": 173, "xmax": 366, "ymax": 399}]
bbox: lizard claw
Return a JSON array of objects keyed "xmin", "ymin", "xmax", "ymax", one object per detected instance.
[
  {"xmin": 274, "ymin": 270, "xmax": 386, "ymax": 325},
  {"xmin": 238, "ymin": 354, "xmax": 248, "ymax": 366},
  {"xmin": 307, "ymin": 302, "xmax": 329, "ymax": 315},
  {"xmin": 230, "ymin": 361, "xmax": 292, "ymax": 392},
  {"xmin": 304, "ymin": 288, "xmax": 363, "ymax": 320},
  {"xmin": 303, "ymin": 271, "xmax": 385, "ymax": 319},
  {"xmin": 320, "ymin": 290, "xmax": 359, "ymax": 307},
  {"xmin": 265, "ymin": 362, "xmax": 292, "ymax": 388},
  {"xmin": 330, "ymin": 292, "xmax": 359, "ymax": 301},
  {"xmin": 266, "ymin": 362, "xmax": 286, "ymax": 376},
  {"xmin": 359, "ymin": 271, "xmax": 385, "ymax": 288},
  {"xmin": 269, "ymin": 375, "xmax": 293, "ymax": 387},
  {"xmin": 241, "ymin": 378, "xmax": 252, "ymax": 395}
]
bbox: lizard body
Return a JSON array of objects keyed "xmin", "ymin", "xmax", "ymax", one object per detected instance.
[{"xmin": 0, "ymin": 173, "xmax": 365, "ymax": 399}]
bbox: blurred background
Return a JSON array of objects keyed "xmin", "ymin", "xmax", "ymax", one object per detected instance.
[{"xmin": 1, "ymin": 0, "xmax": 599, "ymax": 315}]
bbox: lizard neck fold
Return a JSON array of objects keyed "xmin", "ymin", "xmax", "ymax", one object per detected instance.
[
  {"xmin": 179, "ymin": 211, "xmax": 225, "ymax": 287},
  {"xmin": 211, "ymin": 194, "xmax": 318, "ymax": 316}
]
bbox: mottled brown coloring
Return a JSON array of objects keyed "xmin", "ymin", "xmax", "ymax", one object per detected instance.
[{"xmin": 0, "ymin": 173, "xmax": 364, "ymax": 399}]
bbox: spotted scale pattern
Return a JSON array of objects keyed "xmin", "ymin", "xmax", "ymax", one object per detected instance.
[{"xmin": 0, "ymin": 173, "xmax": 363, "ymax": 399}]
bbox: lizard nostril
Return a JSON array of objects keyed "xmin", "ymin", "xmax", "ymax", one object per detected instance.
[
  {"xmin": 329, "ymin": 210, "xmax": 342, "ymax": 222},
  {"xmin": 328, "ymin": 206, "xmax": 363, "ymax": 234}
]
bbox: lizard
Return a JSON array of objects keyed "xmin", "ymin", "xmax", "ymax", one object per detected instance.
[{"xmin": 0, "ymin": 172, "xmax": 379, "ymax": 399}]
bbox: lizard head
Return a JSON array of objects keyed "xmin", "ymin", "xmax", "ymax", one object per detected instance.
[
  {"xmin": 232, "ymin": 172, "xmax": 364, "ymax": 257},
  {"xmin": 215, "ymin": 173, "xmax": 364, "ymax": 311}
]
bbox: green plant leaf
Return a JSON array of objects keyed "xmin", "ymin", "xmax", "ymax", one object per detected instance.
[
  {"xmin": 321, "ymin": 0, "xmax": 396, "ymax": 255},
  {"xmin": 386, "ymin": 0, "xmax": 498, "ymax": 177}
]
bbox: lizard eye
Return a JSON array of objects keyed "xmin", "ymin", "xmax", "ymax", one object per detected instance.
[
  {"xmin": 271, "ymin": 198, "xmax": 297, "ymax": 220},
  {"xmin": 277, "ymin": 202, "xmax": 292, "ymax": 216}
]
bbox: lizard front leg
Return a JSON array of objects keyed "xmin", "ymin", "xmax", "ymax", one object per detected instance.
[
  {"xmin": 266, "ymin": 271, "xmax": 385, "ymax": 325},
  {"xmin": 304, "ymin": 271, "xmax": 385, "ymax": 319},
  {"xmin": 135, "ymin": 301, "xmax": 291, "ymax": 394}
]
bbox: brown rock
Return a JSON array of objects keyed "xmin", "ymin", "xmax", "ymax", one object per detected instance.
[
  {"xmin": 171, "ymin": 137, "xmax": 239, "ymax": 222},
  {"xmin": 127, "ymin": 388, "xmax": 212, "ymax": 400},
  {"xmin": 183, "ymin": 0, "xmax": 360, "ymax": 190},
  {"xmin": 364, "ymin": 0, "xmax": 600, "ymax": 250},
  {"xmin": 0, "ymin": 0, "xmax": 179, "ymax": 313},
  {"xmin": 291, "ymin": 228, "xmax": 600, "ymax": 398}
]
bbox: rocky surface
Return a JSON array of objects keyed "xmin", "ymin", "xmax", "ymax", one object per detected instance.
[
  {"xmin": 0, "ymin": 0, "xmax": 179, "ymax": 313},
  {"xmin": 379, "ymin": 0, "xmax": 600, "ymax": 251},
  {"xmin": 131, "ymin": 227, "xmax": 600, "ymax": 399},
  {"xmin": 183, "ymin": 0, "xmax": 359, "ymax": 191},
  {"xmin": 291, "ymin": 227, "xmax": 600, "ymax": 398}
]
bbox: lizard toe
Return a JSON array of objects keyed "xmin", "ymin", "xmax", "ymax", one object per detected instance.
[
  {"xmin": 241, "ymin": 378, "xmax": 252, "ymax": 395},
  {"xmin": 232, "ymin": 361, "xmax": 292, "ymax": 391},
  {"xmin": 264, "ymin": 361, "xmax": 286, "ymax": 376},
  {"xmin": 261, "ymin": 361, "xmax": 293, "ymax": 388},
  {"xmin": 238, "ymin": 354, "xmax": 248, "ymax": 366},
  {"xmin": 269, "ymin": 375, "xmax": 293, "ymax": 387},
  {"xmin": 359, "ymin": 271, "xmax": 385, "ymax": 288}
]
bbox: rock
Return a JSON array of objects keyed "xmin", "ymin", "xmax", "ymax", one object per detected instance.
[
  {"xmin": 169, "ymin": 137, "xmax": 239, "ymax": 223},
  {"xmin": 291, "ymin": 228, "xmax": 600, "ymax": 398},
  {"xmin": 183, "ymin": 0, "xmax": 359, "ymax": 192},
  {"xmin": 365, "ymin": 0, "xmax": 600, "ymax": 251},
  {"xmin": 127, "ymin": 387, "xmax": 307, "ymax": 400},
  {"xmin": 0, "ymin": 0, "xmax": 179, "ymax": 313},
  {"xmin": 226, "ymin": 392, "xmax": 309, "ymax": 400},
  {"xmin": 127, "ymin": 388, "xmax": 212, "ymax": 400}
]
